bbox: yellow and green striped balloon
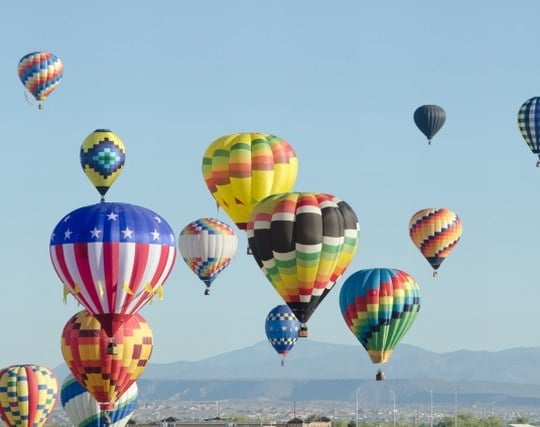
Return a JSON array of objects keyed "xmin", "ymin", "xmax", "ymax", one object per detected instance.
[{"xmin": 202, "ymin": 133, "xmax": 298, "ymax": 230}]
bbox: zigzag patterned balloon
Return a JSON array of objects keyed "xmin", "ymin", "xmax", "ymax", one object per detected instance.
[
  {"xmin": 18, "ymin": 51, "xmax": 63, "ymax": 108},
  {"xmin": 409, "ymin": 208, "xmax": 462, "ymax": 275}
]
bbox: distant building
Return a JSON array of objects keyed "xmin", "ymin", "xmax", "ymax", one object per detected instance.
[{"xmin": 132, "ymin": 417, "xmax": 331, "ymax": 427}]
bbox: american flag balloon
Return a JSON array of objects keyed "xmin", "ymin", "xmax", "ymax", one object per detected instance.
[{"xmin": 49, "ymin": 202, "xmax": 177, "ymax": 332}]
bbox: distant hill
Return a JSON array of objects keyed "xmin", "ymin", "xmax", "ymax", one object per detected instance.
[
  {"xmin": 137, "ymin": 340, "xmax": 540, "ymax": 383},
  {"xmin": 55, "ymin": 341, "xmax": 540, "ymax": 405}
]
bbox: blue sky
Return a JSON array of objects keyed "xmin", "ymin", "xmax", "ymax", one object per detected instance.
[{"xmin": 1, "ymin": 1, "xmax": 540, "ymax": 371}]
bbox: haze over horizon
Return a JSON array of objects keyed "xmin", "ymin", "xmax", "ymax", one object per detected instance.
[{"xmin": 2, "ymin": 1, "xmax": 540, "ymax": 370}]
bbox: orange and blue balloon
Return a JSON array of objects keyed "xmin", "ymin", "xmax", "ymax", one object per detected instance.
[{"xmin": 17, "ymin": 51, "xmax": 63, "ymax": 109}]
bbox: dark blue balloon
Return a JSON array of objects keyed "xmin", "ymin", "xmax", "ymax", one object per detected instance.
[
  {"xmin": 265, "ymin": 305, "xmax": 300, "ymax": 364},
  {"xmin": 518, "ymin": 96, "xmax": 540, "ymax": 166},
  {"xmin": 414, "ymin": 105, "xmax": 446, "ymax": 144}
]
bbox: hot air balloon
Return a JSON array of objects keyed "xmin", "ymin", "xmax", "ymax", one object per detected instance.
[
  {"xmin": 17, "ymin": 51, "xmax": 63, "ymax": 109},
  {"xmin": 80, "ymin": 129, "xmax": 126, "ymax": 200},
  {"xmin": 409, "ymin": 208, "xmax": 462, "ymax": 276},
  {"xmin": 49, "ymin": 202, "xmax": 177, "ymax": 337},
  {"xmin": 202, "ymin": 133, "xmax": 298, "ymax": 230},
  {"xmin": 265, "ymin": 305, "xmax": 300, "ymax": 366},
  {"xmin": 61, "ymin": 310, "xmax": 152, "ymax": 412},
  {"xmin": 247, "ymin": 192, "xmax": 360, "ymax": 337},
  {"xmin": 178, "ymin": 217, "xmax": 238, "ymax": 295},
  {"xmin": 413, "ymin": 105, "xmax": 446, "ymax": 144},
  {"xmin": 517, "ymin": 96, "xmax": 540, "ymax": 166},
  {"xmin": 61, "ymin": 373, "xmax": 138, "ymax": 427},
  {"xmin": 0, "ymin": 364, "xmax": 58, "ymax": 427},
  {"xmin": 339, "ymin": 268, "xmax": 421, "ymax": 380}
]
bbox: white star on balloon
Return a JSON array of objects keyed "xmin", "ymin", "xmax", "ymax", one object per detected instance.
[
  {"xmin": 151, "ymin": 229, "xmax": 160, "ymax": 240},
  {"xmin": 90, "ymin": 227, "xmax": 102, "ymax": 238},
  {"xmin": 107, "ymin": 212, "xmax": 118, "ymax": 221},
  {"xmin": 64, "ymin": 229, "xmax": 73, "ymax": 239},
  {"xmin": 122, "ymin": 227, "xmax": 134, "ymax": 239}
]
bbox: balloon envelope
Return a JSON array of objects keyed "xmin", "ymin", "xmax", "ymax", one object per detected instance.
[
  {"xmin": 61, "ymin": 310, "xmax": 152, "ymax": 411},
  {"xmin": 413, "ymin": 105, "xmax": 446, "ymax": 144},
  {"xmin": 265, "ymin": 305, "xmax": 300, "ymax": 362},
  {"xmin": 339, "ymin": 268, "xmax": 421, "ymax": 364},
  {"xmin": 61, "ymin": 373, "xmax": 138, "ymax": 427},
  {"xmin": 409, "ymin": 208, "xmax": 462, "ymax": 272},
  {"xmin": 517, "ymin": 96, "xmax": 540, "ymax": 166},
  {"xmin": 178, "ymin": 217, "xmax": 238, "ymax": 294},
  {"xmin": 49, "ymin": 202, "xmax": 177, "ymax": 335},
  {"xmin": 247, "ymin": 192, "xmax": 359, "ymax": 327},
  {"xmin": 17, "ymin": 51, "xmax": 63, "ymax": 104},
  {"xmin": 80, "ymin": 129, "xmax": 126, "ymax": 199},
  {"xmin": 202, "ymin": 132, "xmax": 298, "ymax": 230},
  {"xmin": 0, "ymin": 364, "xmax": 58, "ymax": 427}
]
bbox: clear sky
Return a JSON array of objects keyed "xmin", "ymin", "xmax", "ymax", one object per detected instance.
[{"xmin": 1, "ymin": 1, "xmax": 540, "ymax": 371}]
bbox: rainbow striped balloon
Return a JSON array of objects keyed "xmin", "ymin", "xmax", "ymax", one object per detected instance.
[
  {"xmin": 339, "ymin": 268, "xmax": 421, "ymax": 365},
  {"xmin": 409, "ymin": 208, "xmax": 462, "ymax": 275},
  {"xmin": 18, "ymin": 51, "xmax": 63, "ymax": 107}
]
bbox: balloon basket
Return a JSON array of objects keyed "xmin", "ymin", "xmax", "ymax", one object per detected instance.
[{"xmin": 299, "ymin": 325, "xmax": 308, "ymax": 338}]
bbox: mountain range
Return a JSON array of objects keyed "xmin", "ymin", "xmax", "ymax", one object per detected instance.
[{"xmin": 55, "ymin": 341, "xmax": 540, "ymax": 405}]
